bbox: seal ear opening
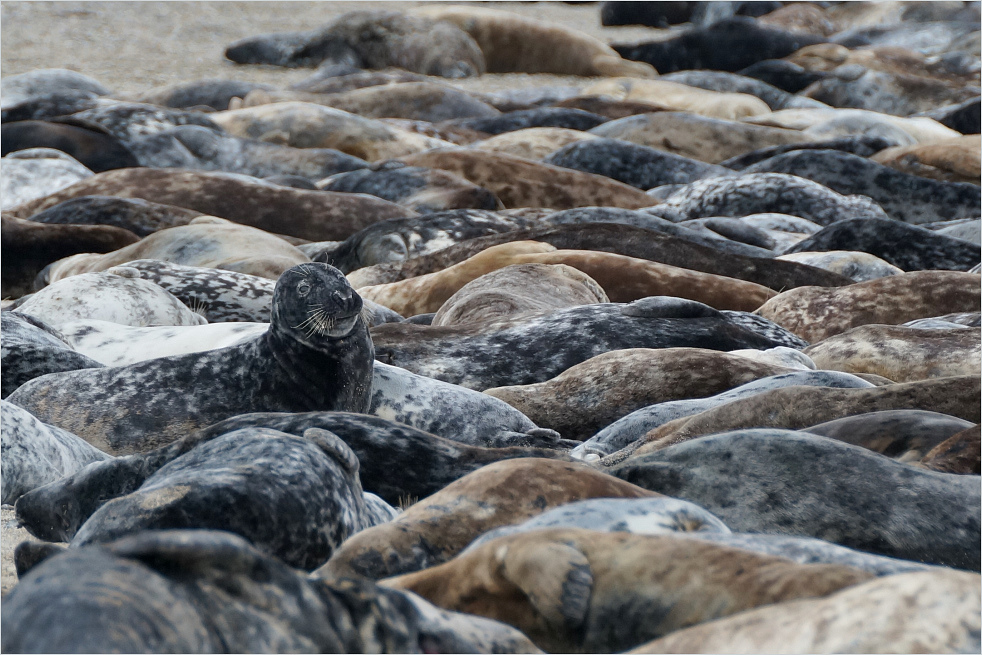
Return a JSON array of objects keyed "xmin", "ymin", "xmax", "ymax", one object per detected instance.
[
  {"xmin": 14, "ymin": 541, "xmax": 67, "ymax": 578},
  {"xmin": 304, "ymin": 428, "xmax": 360, "ymax": 476},
  {"xmin": 499, "ymin": 539, "xmax": 593, "ymax": 633}
]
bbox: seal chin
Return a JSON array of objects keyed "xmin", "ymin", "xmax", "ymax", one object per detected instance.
[{"xmin": 324, "ymin": 312, "xmax": 360, "ymax": 338}]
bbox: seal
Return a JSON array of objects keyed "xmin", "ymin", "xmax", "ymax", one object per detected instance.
[
  {"xmin": 38, "ymin": 217, "xmax": 310, "ymax": 284},
  {"xmin": 71, "ymin": 427, "xmax": 377, "ymax": 569},
  {"xmin": 411, "ymin": 4, "xmax": 656, "ymax": 77},
  {"xmin": 449, "ymin": 107, "xmax": 608, "ymax": 135},
  {"xmin": 6, "ymin": 263, "xmax": 375, "ymax": 455},
  {"xmin": 755, "ymin": 270, "xmax": 982, "ymax": 342},
  {"xmin": 0, "ymin": 312, "xmax": 103, "ymax": 399},
  {"xmin": 582, "ymin": 77, "xmax": 771, "ymax": 120},
  {"xmin": 383, "ymin": 528, "xmax": 872, "ymax": 654},
  {"xmin": 318, "ymin": 162, "xmax": 500, "ymax": 214},
  {"xmin": 209, "ymin": 101, "xmax": 454, "ymax": 161},
  {"xmin": 613, "ymin": 428, "xmax": 981, "ymax": 569},
  {"xmin": 782, "ymin": 217, "xmax": 982, "ymax": 272},
  {"xmin": 345, "ymin": 220, "xmax": 852, "ymax": 292},
  {"xmin": 920, "ymin": 96, "xmax": 980, "ymax": 135},
  {"xmin": 1, "ymin": 215, "xmax": 138, "ymax": 299},
  {"xmin": 543, "ymin": 137, "xmax": 733, "ymax": 190},
  {"xmin": 66, "ymin": 102, "xmax": 223, "ymax": 141},
  {"xmin": 742, "ymin": 107, "xmax": 959, "ymax": 144},
  {"xmin": 931, "ymin": 218, "xmax": 982, "ymax": 245},
  {"xmin": 804, "ymin": 325, "xmax": 981, "ymax": 383},
  {"xmin": 611, "ymin": 16, "xmax": 826, "ymax": 73},
  {"xmin": 24, "ymin": 195, "xmax": 201, "ymax": 237},
  {"xmin": 317, "ymin": 458, "xmax": 658, "ymax": 581},
  {"xmin": 629, "ymin": 570, "xmax": 981, "ymax": 654},
  {"xmin": 775, "ymin": 250, "xmax": 903, "ymax": 282},
  {"xmin": 12, "ymin": 411, "xmax": 570, "ymax": 543},
  {"xmin": 356, "ymin": 242, "xmax": 777, "ymax": 315},
  {"xmin": 636, "ymin": 376, "xmax": 982, "ymax": 454},
  {"xmin": 1, "ymin": 119, "xmax": 139, "ymax": 172},
  {"xmin": 660, "ymin": 70, "xmax": 826, "ymax": 111},
  {"xmin": 802, "ymin": 409, "xmax": 976, "ymax": 462},
  {"xmin": 473, "ymin": 127, "xmax": 597, "ymax": 160},
  {"xmin": 225, "ymin": 9, "xmax": 486, "ymax": 77},
  {"xmin": 321, "ymin": 209, "xmax": 538, "ymax": 273},
  {"xmin": 125, "ymin": 78, "xmax": 277, "ymax": 111},
  {"xmin": 2, "ymin": 529, "xmax": 426, "ymax": 653},
  {"xmin": 745, "ymin": 149, "xmax": 982, "ymax": 224},
  {"xmin": 660, "ymin": 172, "xmax": 890, "ymax": 226},
  {"xmin": 464, "ymin": 497, "xmax": 731, "ymax": 552},
  {"xmin": 484, "ymin": 347, "xmax": 794, "ymax": 440},
  {"xmin": 719, "ymin": 134, "xmax": 897, "ymax": 170},
  {"xmin": 573, "ymin": 370, "xmax": 877, "ymax": 460},
  {"xmin": 1, "ymin": 400, "xmax": 110, "ymax": 504},
  {"xmin": 15, "ymin": 267, "xmax": 207, "ymax": 329},
  {"xmin": 738, "ymin": 58, "xmax": 827, "ymax": 93},
  {"xmin": 587, "ymin": 111, "xmax": 810, "ymax": 164},
  {"xmin": 0, "ymin": 68, "xmax": 110, "ymax": 109},
  {"xmin": 919, "ymin": 425, "xmax": 981, "ymax": 475},
  {"xmin": 371, "ymin": 296, "xmax": 793, "ymax": 390},
  {"xmin": 431, "ymin": 263, "xmax": 608, "ymax": 328},
  {"xmin": 399, "ymin": 149, "xmax": 658, "ymax": 210},
  {"xmin": 3, "ymin": 167, "xmax": 415, "ymax": 242},
  {"xmin": 1, "ymin": 148, "xmax": 93, "ymax": 211}
]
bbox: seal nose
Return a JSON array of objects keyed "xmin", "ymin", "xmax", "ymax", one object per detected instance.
[{"xmin": 332, "ymin": 289, "xmax": 351, "ymax": 304}]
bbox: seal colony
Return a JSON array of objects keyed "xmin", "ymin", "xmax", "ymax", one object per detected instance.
[{"xmin": 2, "ymin": 2, "xmax": 981, "ymax": 652}]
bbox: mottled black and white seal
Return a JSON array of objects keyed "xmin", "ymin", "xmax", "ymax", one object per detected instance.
[
  {"xmin": 7, "ymin": 263, "xmax": 374, "ymax": 454},
  {"xmin": 659, "ymin": 172, "xmax": 890, "ymax": 226},
  {"xmin": 24, "ymin": 195, "xmax": 201, "ymax": 237},
  {"xmin": 67, "ymin": 101, "xmax": 223, "ymax": 141},
  {"xmin": 543, "ymin": 138, "xmax": 733, "ymax": 190},
  {"xmin": 1, "ymin": 119, "xmax": 139, "ymax": 172},
  {"xmin": 449, "ymin": 107, "xmax": 608, "ymax": 135},
  {"xmin": 776, "ymin": 250, "xmax": 903, "ymax": 282},
  {"xmin": 71, "ymin": 427, "xmax": 377, "ymax": 569},
  {"xmin": 1, "ymin": 400, "xmax": 110, "ymax": 504},
  {"xmin": 661, "ymin": 70, "xmax": 825, "ymax": 110},
  {"xmin": 372, "ymin": 297, "xmax": 795, "ymax": 390},
  {"xmin": 225, "ymin": 9, "xmax": 485, "ymax": 77},
  {"xmin": 0, "ymin": 148, "xmax": 93, "ymax": 210},
  {"xmin": 718, "ymin": 135, "xmax": 897, "ymax": 170},
  {"xmin": 126, "ymin": 78, "xmax": 277, "ymax": 111},
  {"xmin": 613, "ymin": 429, "xmax": 981, "ymax": 570},
  {"xmin": 13, "ymin": 412, "xmax": 570, "ymax": 541},
  {"xmin": 2, "ymin": 530, "xmax": 426, "ymax": 653},
  {"xmin": 745, "ymin": 150, "xmax": 982, "ymax": 224},
  {"xmin": 573, "ymin": 370, "xmax": 876, "ymax": 460},
  {"xmin": 783, "ymin": 217, "xmax": 982, "ymax": 272},
  {"xmin": 0, "ymin": 311, "xmax": 103, "ymax": 399}
]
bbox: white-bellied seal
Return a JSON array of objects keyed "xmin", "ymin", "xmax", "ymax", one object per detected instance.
[
  {"xmin": 613, "ymin": 428, "xmax": 981, "ymax": 569},
  {"xmin": 2, "ymin": 530, "xmax": 427, "ymax": 653},
  {"xmin": 755, "ymin": 270, "xmax": 982, "ymax": 342},
  {"xmin": 317, "ymin": 458, "xmax": 657, "ymax": 581},
  {"xmin": 1, "ymin": 400, "xmax": 110, "ymax": 504},
  {"xmin": 7, "ymin": 263, "xmax": 375, "ymax": 454},
  {"xmin": 71, "ymin": 427, "xmax": 376, "ymax": 569},
  {"xmin": 629, "ymin": 570, "xmax": 981, "ymax": 654},
  {"xmin": 464, "ymin": 497, "xmax": 731, "ymax": 552},
  {"xmin": 14, "ymin": 267, "xmax": 207, "ymax": 329},
  {"xmin": 804, "ymin": 325, "xmax": 981, "ymax": 383},
  {"xmin": 573, "ymin": 369, "xmax": 876, "ymax": 460},
  {"xmin": 371, "ymin": 296, "xmax": 795, "ymax": 391},
  {"xmin": 484, "ymin": 348, "xmax": 794, "ymax": 440},
  {"xmin": 1, "ymin": 148, "xmax": 93, "ymax": 211},
  {"xmin": 0, "ymin": 312, "xmax": 103, "ymax": 399},
  {"xmin": 383, "ymin": 528, "xmax": 872, "ymax": 654}
]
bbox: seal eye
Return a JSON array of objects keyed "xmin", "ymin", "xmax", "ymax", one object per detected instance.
[{"xmin": 297, "ymin": 281, "xmax": 311, "ymax": 297}]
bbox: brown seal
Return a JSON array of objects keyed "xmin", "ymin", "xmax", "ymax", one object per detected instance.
[
  {"xmin": 871, "ymin": 135, "xmax": 981, "ymax": 184},
  {"xmin": 356, "ymin": 242, "xmax": 776, "ymax": 316},
  {"xmin": 473, "ymin": 127, "xmax": 598, "ymax": 161},
  {"xmin": 583, "ymin": 78, "xmax": 770, "ymax": 120},
  {"xmin": 1, "ymin": 215, "xmax": 138, "ymax": 298},
  {"xmin": 398, "ymin": 149, "xmax": 658, "ymax": 210},
  {"xmin": 755, "ymin": 271, "xmax": 982, "ymax": 343},
  {"xmin": 382, "ymin": 528, "xmax": 873, "ymax": 654},
  {"xmin": 411, "ymin": 5, "xmax": 657, "ymax": 77},
  {"xmin": 804, "ymin": 325, "xmax": 982, "ymax": 383},
  {"xmin": 757, "ymin": 3, "xmax": 839, "ymax": 36},
  {"xmin": 630, "ymin": 375, "xmax": 982, "ymax": 457},
  {"xmin": 315, "ymin": 458, "xmax": 657, "ymax": 581},
  {"xmin": 484, "ymin": 348, "xmax": 793, "ymax": 440},
  {"xmin": 628, "ymin": 570, "xmax": 981, "ymax": 654},
  {"xmin": 919, "ymin": 425, "xmax": 981, "ymax": 475},
  {"xmin": 4, "ymin": 168, "xmax": 414, "ymax": 242},
  {"xmin": 431, "ymin": 263, "xmax": 608, "ymax": 328}
]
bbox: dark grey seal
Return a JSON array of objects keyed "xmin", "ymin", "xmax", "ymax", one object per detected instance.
[
  {"xmin": 71, "ymin": 427, "xmax": 376, "ymax": 569},
  {"xmin": 919, "ymin": 97, "xmax": 981, "ymax": 135},
  {"xmin": 127, "ymin": 78, "xmax": 277, "ymax": 111},
  {"xmin": 0, "ymin": 311, "xmax": 102, "ymax": 399},
  {"xmin": 659, "ymin": 172, "xmax": 890, "ymax": 226},
  {"xmin": 372, "ymin": 297, "xmax": 796, "ymax": 390},
  {"xmin": 745, "ymin": 150, "xmax": 982, "ymax": 224},
  {"xmin": 613, "ymin": 429, "xmax": 981, "ymax": 570},
  {"xmin": 543, "ymin": 138, "xmax": 732, "ymax": 190},
  {"xmin": 784, "ymin": 217, "xmax": 982, "ymax": 272},
  {"xmin": 448, "ymin": 107, "xmax": 608, "ymax": 134},
  {"xmin": 1, "ymin": 119, "xmax": 139, "ymax": 172},
  {"xmin": 1, "ymin": 400, "xmax": 110, "ymax": 504},
  {"xmin": 2, "ymin": 529, "xmax": 426, "ymax": 653},
  {"xmin": 7, "ymin": 263, "xmax": 374, "ymax": 454},
  {"xmin": 661, "ymin": 70, "xmax": 825, "ymax": 110},
  {"xmin": 719, "ymin": 135, "xmax": 897, "ymax": 170},
  {"xmin": 25, "ymin": 195, "xmax": 201, "ymax": 237},
  {"xmin": 738, "ymin": 58, "xmax": 828, "ymax": 93}
]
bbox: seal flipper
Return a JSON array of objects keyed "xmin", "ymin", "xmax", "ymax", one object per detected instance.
[
  {"xmin": 304, "ymin": 427, "xmax": 361, "ymax": 477},
  {"xmin": 14, "ymin": 541, "xmax": 67, "ymax": 578}
]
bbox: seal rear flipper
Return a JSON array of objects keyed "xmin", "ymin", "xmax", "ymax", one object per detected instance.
[{"xmin": 304, "ymin": 427, "xmax": 361, "ymax": 477}]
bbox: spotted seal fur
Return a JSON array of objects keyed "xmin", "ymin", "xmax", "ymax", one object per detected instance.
[{"xmin": 7, "ymin": 263, "xmax": 374, "ymax": 455}]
